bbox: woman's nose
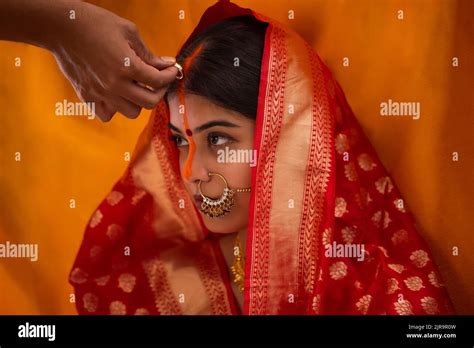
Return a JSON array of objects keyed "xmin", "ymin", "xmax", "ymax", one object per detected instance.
[{"xmin": 182, "ymin": 150, "xmax": 210, "ymax": 185}]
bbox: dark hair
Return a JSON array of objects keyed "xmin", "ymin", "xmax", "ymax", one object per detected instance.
[{"xmin": 166, "ymin": 16, "xmax": 268, "ymax": 120}]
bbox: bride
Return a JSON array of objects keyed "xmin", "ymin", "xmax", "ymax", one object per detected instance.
[{"xmin": 69, "ymin": 0, "xmax": 454, "ymax": 315}]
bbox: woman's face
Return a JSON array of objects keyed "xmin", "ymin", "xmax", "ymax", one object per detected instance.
[{"xmin": 168, "ymin": 93, "xmax": 255, "ymax": 234}]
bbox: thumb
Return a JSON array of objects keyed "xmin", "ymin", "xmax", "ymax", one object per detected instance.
[
  {"xmin": 130, "ymin": 34, "xmax": 176, "ymax": 70},
  {"xmin": 150, "ymin": 55, "xmax": 177, "ymax": 70}
]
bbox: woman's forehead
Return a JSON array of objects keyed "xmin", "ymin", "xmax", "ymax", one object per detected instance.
[{"xmin": 168, "ymin": 94, "xmax": 247, "ymax": 128}]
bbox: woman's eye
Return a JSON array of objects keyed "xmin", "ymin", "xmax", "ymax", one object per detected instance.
[
  {"xmin": 208, "ymin": 134, "xmax": 230, "ymax": 146},
  {"xmin": 172, "ymin": 135, "xmax": 189, "ymax": 147}
]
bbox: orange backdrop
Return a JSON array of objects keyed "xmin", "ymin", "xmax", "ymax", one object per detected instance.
[{"xmin": 0, "ymin": 0, "xmax": 472, "ymax": 314}]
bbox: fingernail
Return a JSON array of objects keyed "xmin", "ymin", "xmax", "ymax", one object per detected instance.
[{"xmin": 160, "ymin": 56, "xmax": 176, "ymax": 64}]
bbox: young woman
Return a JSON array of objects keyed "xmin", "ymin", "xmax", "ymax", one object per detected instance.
[{"xmin": 69, "ymin": 0, "xmax": 454, "ymax": 315}]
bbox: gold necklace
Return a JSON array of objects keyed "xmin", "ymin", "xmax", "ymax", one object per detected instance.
[{"xmin": 230, "ymin": 234, "xmax": 245, "ymax": 293}]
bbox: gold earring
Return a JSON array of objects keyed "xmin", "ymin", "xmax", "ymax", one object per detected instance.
[
  {"xmin": 198, "ymin": 172, "xmax": 250, "ymax": 218},
  {"xmin": 174, "ymin": 62, "xmax": 184, "ymax": 80}
]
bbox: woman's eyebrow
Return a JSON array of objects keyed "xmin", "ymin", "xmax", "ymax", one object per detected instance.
[
  {"xmin": 194, "ymin": 120, "xmax": 240, "ymax": 133},
  {"xmin": 168, "ymin": 123, "xmax": 183, "ymax": 134},
  {"xmin": 168, "ymin": 120, "xmax": 240, "ymax": 135}
]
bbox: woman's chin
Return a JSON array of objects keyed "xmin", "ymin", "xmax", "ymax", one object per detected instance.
[
  {"xmin": 201, "ymin": 214, "xmax": 244, "ymax": 234},
  {"xmin": 202, "ymin": 220, "xmax": 236, "ymax": 234}
]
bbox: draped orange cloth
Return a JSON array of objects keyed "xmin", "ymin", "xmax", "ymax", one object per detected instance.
[{"xmin": 69, "ymin": 0, "xmax": 454, "ymax": 315}]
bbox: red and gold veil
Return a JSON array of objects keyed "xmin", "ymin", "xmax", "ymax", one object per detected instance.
[{"xmin": 69, "ymin": 0, "xmax": 454, "ymax": 315}]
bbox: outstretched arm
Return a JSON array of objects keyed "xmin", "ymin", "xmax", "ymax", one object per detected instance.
[{"xmin": 0, "ymin": 0, "xmax": 177, "ymax": 121}]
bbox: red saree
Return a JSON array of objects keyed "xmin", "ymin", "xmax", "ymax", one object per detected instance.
[{"xmin": 69, "ymin": 0, "xmax": 454, "ymax": 315}]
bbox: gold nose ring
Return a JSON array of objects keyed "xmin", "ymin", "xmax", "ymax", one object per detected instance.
[{"xmin": 197, "ymin": 172, "xmax": 251, "ymax": 218}]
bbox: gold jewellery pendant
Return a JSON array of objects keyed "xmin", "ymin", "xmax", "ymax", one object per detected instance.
[{"xmin": 198, "ymin": 172, "xmax": 250, "ymax": 218}]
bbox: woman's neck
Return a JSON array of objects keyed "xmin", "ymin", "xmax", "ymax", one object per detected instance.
[
  {"xmin": 237, "ymin": 227, "xmax": 247, "ymax": 256},
  {"xmin": 218, "ymin": 227, "xmax": 247, "ymax": 257},
  {"xmin": 217, "ymin": 227, "xmax": 247, "ymax": 312}
]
